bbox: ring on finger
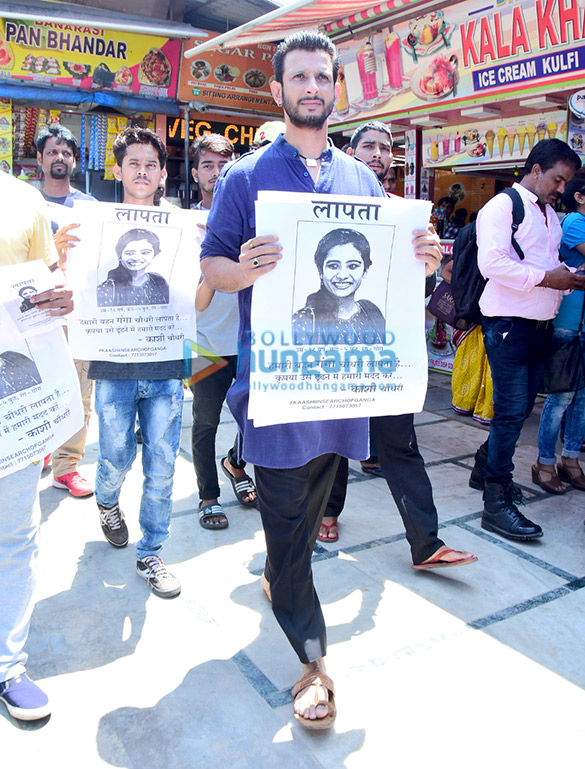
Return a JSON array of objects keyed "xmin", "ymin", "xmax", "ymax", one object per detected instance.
[
  {"xmin": 252, "ymin": 258, "xmax": 260, "ymax": 267},
  {"xmin": 245, "ymin": 239, "xmax": 254, "ymax": 250}
]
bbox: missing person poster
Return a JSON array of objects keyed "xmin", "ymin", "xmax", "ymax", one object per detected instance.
[
  {"xmin": 0, "ymin": 276, "xmax": 83, "ymax": 479},
  {"xmin": 0, "ymin": 260, "xmax": 65, "ymax": 337},
  {"xmin": 248, "ymin": 191, "xmax": 432, "ymax": 427},
  {"xmin": 67, "ymin": 203, "xmax": 203, "ymax": 363}
]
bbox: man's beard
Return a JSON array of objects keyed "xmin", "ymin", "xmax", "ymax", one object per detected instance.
[
  {"xmin": 282, "ymin": 90, "xmax": 334, "ymax": 130},
  {"xmin": 49, "ymin": 163, "xmax": 69, "ymax": 180}
]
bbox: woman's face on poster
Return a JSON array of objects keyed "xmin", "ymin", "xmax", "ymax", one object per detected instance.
[
  {"xmin": 321, "ymin": 244, "xmax": 366, "ymax": 298},
  {"xmin": 120, "ymin": 239, "xmax": 156, "ymax": 273}
]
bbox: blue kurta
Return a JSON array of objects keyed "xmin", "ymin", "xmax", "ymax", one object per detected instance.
[{"xmin": 201, "ymin": 134, "xmax": 385, "ymax": 468}]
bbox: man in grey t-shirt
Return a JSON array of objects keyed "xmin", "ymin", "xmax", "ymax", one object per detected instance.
[{"xmin": 189, "ymin": 133, "xmax": 257, "ymax": 531}]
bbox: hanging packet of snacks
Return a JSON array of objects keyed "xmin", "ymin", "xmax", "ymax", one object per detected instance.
[
  {"xmin": 0, "ymin": 99, "xmax": 12, "ymax": 174},
  {"xmin": 88, "ymin": 114, "xmax": 107, "ymax": 170},
  {"xmin": 25, "ymin": 107, "xmax": 40, "ymax": 157},
  {"xmin": 104, "ymin": 116, "xmax": 127, "ymax": 180},
  {"xmin": 79, "ymin": 114, "xmax": 87, "ymax": 174}
]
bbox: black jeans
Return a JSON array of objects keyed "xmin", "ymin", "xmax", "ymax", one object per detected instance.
[
  {"xmin": 324, "ymin": 416, "xmax": 443, "ymax": 564},
  {"xmin": 372, "ymin": 413, "xmax": 444, "ymax": 564},
  {"xmin": 190, "ymin": 355, "xmax": 246, "ymax": 501},
  {"xmin": 482, "ymin": 316, "xmax": 553, "ymax": 483},
  {"xmin": 256, "ymin": 453, "xmax": 340, "ymax": 664}
]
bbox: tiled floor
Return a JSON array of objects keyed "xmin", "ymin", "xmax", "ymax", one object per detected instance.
[{"xmin": 3, "ymin": 372, "xmax": 585, "ymax": 768}]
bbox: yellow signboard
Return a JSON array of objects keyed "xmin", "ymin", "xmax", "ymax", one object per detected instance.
[{"xmin": 0, "ymin": 18, "xmax": 181, "ymax": 98}]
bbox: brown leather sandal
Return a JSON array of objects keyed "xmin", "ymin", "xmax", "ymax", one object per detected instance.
[
  {"xmin": 557, "ymin": 459, "xmax": 585, "ymax": 491},
  {"xmin": 531, "ymin": 463, "xmax": 567, "ymax": 494},
  {"xmin": 292, "ymin": 670, "xmax": 336, "ymax": 731}
]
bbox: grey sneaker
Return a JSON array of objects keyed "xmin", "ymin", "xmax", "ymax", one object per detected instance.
[
  {"xmin": 98, "ymin": 503, "xmax": 129, "ymax": 548},
  {"xmin": 136, "ymin": 555, "xmax": 181, "ymax": 598}
]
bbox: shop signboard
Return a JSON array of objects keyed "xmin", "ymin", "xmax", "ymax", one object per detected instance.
[
  {"xmin": 166, "ymin": 116, "xmax": 261, "ymax": 150},
  {"xmin": 331, "ymin": 0, "xmax": 585, "ymax": 126},
  {"xmin": 178, "ymin": 34, "xmax": 281, "ymax": 115},
  {"xmin": 421, "ymin": 110, "xmax": 566, "ymax": 168},
  {"xmin": 0, "ymin": 18, "xmax": 181, "ymax": 98}
]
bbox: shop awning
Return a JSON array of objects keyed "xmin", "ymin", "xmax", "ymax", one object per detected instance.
[
  {"xmin": 184, "ymin": 0, "xmax": 418, "ymax": 57},
  {"xmin": 0, "ymin": 82, "xmax": 181, "ymax": 116},
  {"xmin": 1, "ymin": 0, "xmax": 207, "ymax": 38}
]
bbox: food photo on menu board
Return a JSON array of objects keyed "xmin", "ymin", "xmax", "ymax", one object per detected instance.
[
  {"xmin": 332, "ymin": 10, "xmax": 456, "ymax": 120},
  {"xmin": 179, "ymin": 35, "xmax": 281, "ymax": 114},
  {"xmin": 330, "ymin": 0, "xmax": 585, "ymax": 125},
  {"xmin": 0, "ymin": 18, "xmax": 181, "ymax": 97}
]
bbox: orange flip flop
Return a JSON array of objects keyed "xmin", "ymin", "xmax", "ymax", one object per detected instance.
[{"xmin": 412, "ymin": 547, "xmax": 478, "ymax": 570}]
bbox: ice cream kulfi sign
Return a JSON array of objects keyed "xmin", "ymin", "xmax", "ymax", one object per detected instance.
[
  {"xmin": 421, "ymin": 111, "xmax": 566, "ymax": 168},
  {"xmin": 330, "ymin": 0, "xmax": 585, "ymax": 126},
  {"xmin": 0, "ymin": 18, "xmax": 181, "ymax": 98}
]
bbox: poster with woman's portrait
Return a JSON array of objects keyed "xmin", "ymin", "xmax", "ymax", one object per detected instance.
[
  {"xmin": 66, "ymin": 203, "xmax": 204, "ymax": 363},
  {"xmin": 0, "ymin": 260, "xmax": 64, "ymax": 337},
  {"xmin": 248, "ymin": 191, "xmax": 432, "ymax": 427},
  {"xmin": 291, "ymin": 223, "xmax": 392, "ymax": 347},
  {"xmin": 0, "ymin": 283, "xmax": 83, "ymax": 479}
]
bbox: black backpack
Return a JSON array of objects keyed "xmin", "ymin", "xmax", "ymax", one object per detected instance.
[{"xmin": 450, "ymin": 187, "xmax": 525, "ymax": 330}]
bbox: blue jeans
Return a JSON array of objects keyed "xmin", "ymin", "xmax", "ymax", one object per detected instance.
[
  {"xmin": 483, "ymin": 317, "xmax": 552, "ymax": 483},
  {"xmin": 0, "ymin": 461, "xmax": 43, "ymax": 682},
  {"xmin": 95, "ymin": 379, "xmax": 183, "ymax": 559},
  {"xmin": 538, "ymin": 329, "xmax": 585, "ymax": 464}
]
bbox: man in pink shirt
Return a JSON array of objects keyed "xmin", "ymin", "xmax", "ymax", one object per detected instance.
[{"xmin": 470, "ymin": 139, "xmax": 585, "ymax": 541}]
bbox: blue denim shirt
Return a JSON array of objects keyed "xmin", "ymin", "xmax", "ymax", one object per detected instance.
[{"xmin": 201, "ymin": 135, "xmax": 385, "ymax": 468}]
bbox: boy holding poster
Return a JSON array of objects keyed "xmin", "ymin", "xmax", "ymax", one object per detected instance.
[
  {"xmin": 88, "ymin": 127, "xmax": 182, "ymax": 600},
  {"xmin": 200, "ymin": 31, "xmax": 442, "ymax": 729}
]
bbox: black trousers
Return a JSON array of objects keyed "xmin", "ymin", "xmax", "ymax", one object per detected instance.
[
  {"xmin": 255, "ymin": 453, "xmax": 340, "ymax": 664},
  {"xmin": 372, "ymin": 414, "xmax": 444, "ymax": 564},
  {"xmin": 323, "ymin": 415, "xmax": 443, "ymax": 564},
  {"xmin": 190, "ymin": 355, "xmax": 246, "ymax": 501}
]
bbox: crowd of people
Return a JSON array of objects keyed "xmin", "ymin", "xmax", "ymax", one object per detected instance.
[{"xmin": 1, "ymin": 30, "xmax": 584, "ymax": 733}]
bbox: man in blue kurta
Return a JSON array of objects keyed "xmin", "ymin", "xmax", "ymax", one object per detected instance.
[{"xmin": 201, "ymin": 31, "xmax": 441, "ymax": 730}]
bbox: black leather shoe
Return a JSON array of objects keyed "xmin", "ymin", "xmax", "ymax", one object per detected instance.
[{"xmin": 481, "ymin": 482, "xmax": 542, "ymax": 541}]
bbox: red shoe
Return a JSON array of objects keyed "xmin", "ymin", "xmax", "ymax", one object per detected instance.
[
  {"xmin": 52, "ymin": 472, "xmax": 94, "ymax": 498},
  {"xmin": 42, "ymin": 454, "xmax": 52, "ymax": 470}
]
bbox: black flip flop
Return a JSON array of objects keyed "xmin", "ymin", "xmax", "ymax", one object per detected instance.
[
  {"xmin": 220, "ymin": 457, "xmax": 257, "ymax": 507},
  {"xmin": 198, "ymin": 502, "xmax": 228, "ymax": 530}
]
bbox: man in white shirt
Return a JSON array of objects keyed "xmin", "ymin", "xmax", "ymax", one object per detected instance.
[{"xmin": 471, "ymin": 139, "xmax": 585, "ymax": 541}]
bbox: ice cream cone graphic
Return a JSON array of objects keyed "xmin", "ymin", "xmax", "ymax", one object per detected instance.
[
  {"xmin": 536, "ymin": 121, "xmax": 547, "ymax": 141},
  {"xmin": 547, "ymin": 121, "xmax": 557, "ymax": 139},
  {"xmin": 507, "ymin": 130, "xmax": 516, "ymax": 155},
  {"xmin": 517, "ymin": 125, "xmax": 527, "ymax": 154},
  {"xmin": 485, "ymin": 129, "xmax": 495, "ymax": 158},
  {"xmin": 497, "ymin": 127, "xmax": 507, "ymax": 157},
  {"xmin": 526, "ymin": 124, "xmax": 536, "ymax": 151},
  {"xmin": 560, "ymin": 121, "xmax": 567, "ymax": 136}
]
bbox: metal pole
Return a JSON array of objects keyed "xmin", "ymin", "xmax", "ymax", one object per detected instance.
[{"xmin": 183, "ymin": 104, "xmax": 190, "ymax": 209}]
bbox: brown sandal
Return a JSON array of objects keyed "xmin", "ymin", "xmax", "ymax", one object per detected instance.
[
  {"xmin": 557, "ymin": 459, "xmax": 585, "ymax": 491},
  {"xmin": 292, "ymin": 670, "xmax": 336, "ymax": 731},
  {"xmin": 531, "ymin": 463, "xmax": 567, "ymax": 494}
]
